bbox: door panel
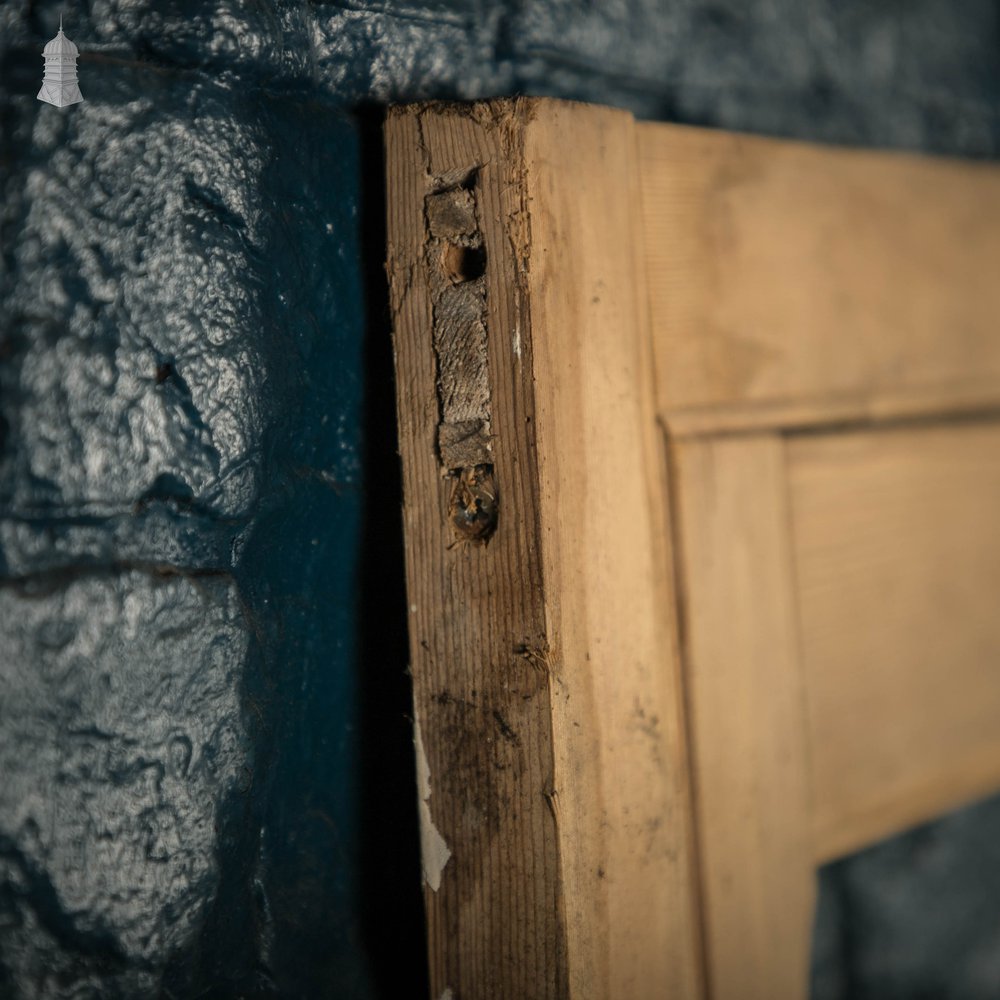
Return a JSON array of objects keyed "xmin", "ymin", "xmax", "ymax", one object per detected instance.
[
  {"xmin": 788, "ymin": 420, "xmax": 1000, "ymax": 862},
  {"xmin": 387, "ymin": 97, "xmax": 1000, "ymax": 999}
]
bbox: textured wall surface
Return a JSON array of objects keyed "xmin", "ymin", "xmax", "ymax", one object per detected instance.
[{"xmin": 1, "ymin": 1, "xmax": 999, "ymax": 997}]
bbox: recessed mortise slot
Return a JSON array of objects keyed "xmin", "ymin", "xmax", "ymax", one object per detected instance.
[{"xmin": 425, "ymin": 171, "xmax": 497, "ymax": 544}]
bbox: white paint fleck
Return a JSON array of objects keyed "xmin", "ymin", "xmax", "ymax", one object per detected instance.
[
  {"xmin": 437, "ymin": 989, "xmax": 454, "ymax": 1000},
  {"xmin": 414, "ymin": 718, "xmax": 451, "ymax": 892},
  {"xmin": 410, "ymin": 603, "xmax": 418, "ymax": 614},
  {"xmin": 512, "ymin": 321, "xmax": 521, "ymax": 360}
]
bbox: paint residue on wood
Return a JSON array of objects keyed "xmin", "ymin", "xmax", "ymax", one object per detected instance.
[{"xmin": 414, "ymin": 717, "xmax": 452, "ymax": 892}]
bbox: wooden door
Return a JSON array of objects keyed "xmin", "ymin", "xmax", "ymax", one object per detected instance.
[{"xmin": 384, "ymin": 98, "xmax": 1000, "ymax": 1000}]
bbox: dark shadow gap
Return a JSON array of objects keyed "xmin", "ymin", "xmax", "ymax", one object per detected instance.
[{"xmin": 354, "ymin": 100, "xmax": 430, "ymax": 1000}]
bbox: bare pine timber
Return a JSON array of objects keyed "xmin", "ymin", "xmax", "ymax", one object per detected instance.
[
  {"xmin": 525, "ymin": 102, "xmax": 702, "ymax": 1000},
  {"xmin": 385, "ymin": 100, "xmax": 700, "ymax": 999},
  {"xmin": 788, "ymin": 420, "xmax": 1000, "ymax": 862},
  {"xmin": 670, "ymin": 434, "xmax": 816, "ymax": 1000},
  {"xmin": 638, "ymin": 124, "xmax": 1000, "ymax": 435},
  {"xmin": 387, "ymin": 96, "xmax": 1000, "ymax": 1000}
]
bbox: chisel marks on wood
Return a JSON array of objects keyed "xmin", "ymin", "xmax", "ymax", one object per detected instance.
[
  {"xmin": 386, "ymin": 99, "xmax": 565, "ymax": 1000},
  {"xmin": 423, "ymin": 167, "xmax": 498, "ymax": 543}
]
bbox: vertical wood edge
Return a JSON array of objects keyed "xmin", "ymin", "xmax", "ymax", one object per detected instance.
[
  {"xmin": 385, "ymin": 100, "xmax": 567, "ymax": 1000},
  {"xmin": 669, "ymin": 433, "xmax": 817, "ymax": 1000},
  {"xmin": 524, "ymin": 101, "xmax": 703, "ymax": 999}
]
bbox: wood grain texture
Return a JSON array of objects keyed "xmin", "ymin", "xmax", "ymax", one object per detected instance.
[
  {"xmin": 638, "ymin": 123, "xmax": 1000, "ymax": 434},
  {"xmin": 671, "ymin": 434, "xmax": 816, "ymax": 1000},
  {"xmin": 386, "ymin": 101, "xmax": 564, "ymax": 1000},
  {"xmin": 389, "ymin": 99, "xmax": 1000, "ymax": 1000},
  {"xmin": 524, "ymin": 100, "xmax": 702, "ymax": 1000},
  {"xmin": 387, "ymin": 98, "xmax": 701, "ymax": 999},
  {"xmin": 787, "ymin": 420, "xmax": 1000, "ymax": 862}
]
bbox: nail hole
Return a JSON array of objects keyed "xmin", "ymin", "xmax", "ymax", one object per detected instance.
[{"xmin": 442, "ymin": 243, "xmax": 486, "ymax": 284}]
